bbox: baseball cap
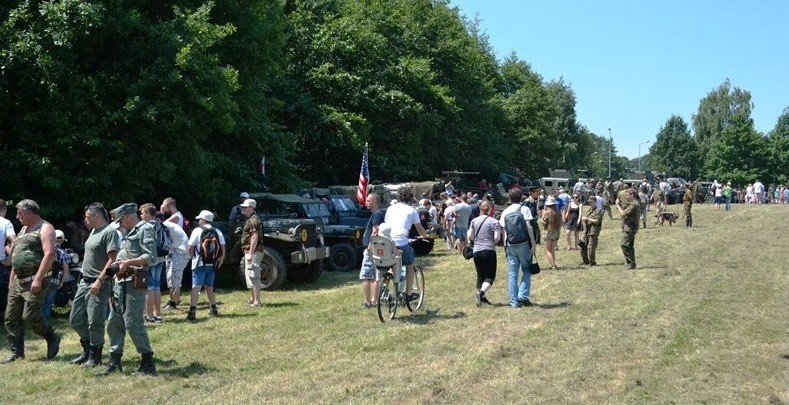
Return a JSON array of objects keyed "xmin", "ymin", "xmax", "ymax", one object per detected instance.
[
  {"xmin": 195, "ymin": 210, "xmax": 215, "ymax": 222},
  {"xmin": 240, "ymin": 199, "xmax": 257, "ymax": 208},
  {"xmin": 55, "ymin": 230, "xmax": 66, "ymax": 241},
  {"xmin": 240, "ymin": 192, "xmax": 250, "ymax": 199}
]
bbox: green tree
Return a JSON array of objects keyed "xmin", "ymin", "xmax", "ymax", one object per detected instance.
[
  {"xmin": 648, "ymin": 115, "xmax": 700, "ymax": 179},
  {"xmin": 692, "ymin": 79, "xmax": 754, "ymax": 164},
  {"xmin": 766, "ymin": 107, "xmax": 789, "ymax": 184},
  {"xmin": 704, "ymin": 116, "xmax": 768, "ymax": 186}
]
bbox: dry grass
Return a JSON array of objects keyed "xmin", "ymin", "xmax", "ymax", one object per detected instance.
[{"xmin": 0, "ymin": 204, "xmax": 787, "ymax": 404}]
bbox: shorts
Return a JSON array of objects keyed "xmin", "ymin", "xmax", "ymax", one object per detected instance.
[
  {"xmin": 147, "ymin": 262, "xmax": 164, "ymax": 291},
  {"xmin": 359, "ymin": 250, "xmax": 375, "ymax": 280},
  {"xmin": 166, "ymin": 251, "xmax": 190, "ymax": 289},
  {"xmin": 192, "ymin": 265, "xmax": 216, "ymax": 287},
  {"xmin": 454, "ymin": 226, "xmax": 468, "ymax": 241},
  {"xmin": 714, "ymin": 196, "xmax": 723, "ymax": 204},
  {"xmin": 396, "ymin": 243, "xmax": 415, "ymax": 266},
  {"xmin": 244, "ymin": 251, "xmax": 264, "ymax": 289}
]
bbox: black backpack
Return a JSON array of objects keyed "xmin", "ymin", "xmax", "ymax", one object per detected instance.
[
  {"xmin": 198, "ymin": 226, "xmax": 222, "ymax": 265},
  {"xmin": 152, "ymin": 220, "xmax": 173, "ymax": 257},
  {"xmin": 503, "ymin": 204, "xmax": 529, "ymax": 245}
]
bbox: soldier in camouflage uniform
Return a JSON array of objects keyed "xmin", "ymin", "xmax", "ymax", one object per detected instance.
[
  {"xmin": 651, "ymin": 187, "xmax": 665, "ymax": 225},
  {"xmin": 581, "ymin": 196, "xmax": 603, "ymax": 266},
  {"xmin": 683, "ymin": 184, "xmax": 693, "ymax": 227},
  {"xmin": 616, "ymin": 189, "xmax": 640, "ymax": 270},
  {"xmin": 602, "ymin": 178, "xmax": 614, "ymax": 219},
  {"xmin": 3, "ymin": 199, "xmax": 61, "ymax": 363}
]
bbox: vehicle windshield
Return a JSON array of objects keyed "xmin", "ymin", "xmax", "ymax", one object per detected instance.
[
  {"xmin": 332, "ymin": 197, "xmax": 358, "ymax": 213},
  {"xmin": 302, "ymin": 203, "xmax": 331, "ymax": 219}
]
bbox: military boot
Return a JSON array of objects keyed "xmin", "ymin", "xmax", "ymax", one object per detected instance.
[
  {"xmin": 95, "ymin": 352, "xmax": 122, "ymax": 376},
  {"xmin": 132, "ymin": 352, "xmax": 157, "ymax": 376},
  {"xmin": 2, "ymin": 336, "xmax": 25, "ymax": 363},
  {"xmin": 44, "ymin": 330, "xmax": 61, "ymax": 360},
  {"xmin": 81, "ymin": 345, "xmax": 103, "ymax": 368},
  {"xmin": 71, "ymin": 339, "xmax": 90, "ymax": 365}
]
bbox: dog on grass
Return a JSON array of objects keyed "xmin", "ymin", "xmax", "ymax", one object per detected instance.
[{"xmin": 658, "ymin": 212, "xmax": 678, "ymax": 226}]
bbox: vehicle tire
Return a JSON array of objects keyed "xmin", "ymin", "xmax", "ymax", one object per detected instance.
[
  {"xmin": 406, "ymin": 265, "xmax": 425, "ymax": 312},
  {"xmin": 377, "ymin": 273, "xmax": 397, "ymax": 323},
  {"xmin": 411, "ymin": 238, "xmax": 434, "ymax": 256},
  {"xmin": 705, "ymin": 194, "xmax": 714, "ymax": 204},
  {"xmin": 303, "ymin": 260, "xmax": 324, "ymax": 282},
  {"xmin": 238, "ymin": 248, "xmax": 287, "ymax": 291},
  {"xmin": 326, "ymin": 242, "xmax": 358, "ymax": 272}
]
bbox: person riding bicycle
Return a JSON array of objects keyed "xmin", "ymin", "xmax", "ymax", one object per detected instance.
[{"xmin": 383, "ymin": 187, "xmax": 429, "ymax": 301}]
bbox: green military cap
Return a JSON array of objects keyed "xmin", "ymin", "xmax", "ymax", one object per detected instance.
[{"xmin": 112, "ymin": 202, "xmax": 137, "ymax": 222}]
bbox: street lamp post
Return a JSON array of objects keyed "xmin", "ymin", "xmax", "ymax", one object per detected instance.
[
  {"xmin": 638, "ymin": 140, "xmax": 651, "ymax": 171},
  {"xmin": 607, "ymin": 128, "xmax": 612, "ymax": 178}
]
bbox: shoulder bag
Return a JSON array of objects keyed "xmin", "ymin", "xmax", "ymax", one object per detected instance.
[{"xmin": 463, "ymin": 217, "xmax": 489, "ymax": 260}]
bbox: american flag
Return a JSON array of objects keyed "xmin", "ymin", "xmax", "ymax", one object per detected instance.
[{"xmin": 357, "ymin": 143, "xmax": 369, "ymax": 207}]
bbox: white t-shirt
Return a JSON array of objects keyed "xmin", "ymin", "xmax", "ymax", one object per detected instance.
[
  {"xmin": 0, "ymin": 216, "xmax": 16, "ymax": 261},
  {"xmin": 573, "ymin": 181, "xmax": 585, "ymax": 194},
  {"xmin": 383, "ymin": 202, "xmax": 421, "ymax": 247},
  {"xmin": 162, "ymin": 220, "xmax": 189, "ymax": 254},
  {"xmin": 188, "ymin": 225, "xmax": 226, "ymax": 268},
  {"xmin": 753, "ymin": 182, "xmax": 764, "ymax": 194},
  {"xmin": 499, "ymin": 203, "xmax": 534, "ymax": 243},
  {"xmin": 168, "ymin": 211, "xmax": 184, "ymax": 229},
  {"xmin": 595, "ymin": 195, "xmax": 604, "ymax": 211}
]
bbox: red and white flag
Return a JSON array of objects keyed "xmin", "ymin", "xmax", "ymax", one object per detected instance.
[{"xmin": 357, "ymin": 144, "xmax": 369, "ymax": 207}]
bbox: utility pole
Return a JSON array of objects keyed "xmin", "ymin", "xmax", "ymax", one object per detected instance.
[{"xmin": 607, "ymin": 128, "xmax": 612, "ymax": 178}]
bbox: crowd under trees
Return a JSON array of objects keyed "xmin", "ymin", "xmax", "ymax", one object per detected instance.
[{"xmin": 1, "ymin": 1, "xmax": 787, "ymax": 223}]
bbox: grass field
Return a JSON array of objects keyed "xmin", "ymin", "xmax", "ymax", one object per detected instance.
[{"xmin": 1, "ymin": 204, "xmax": 787, "ymax": 404}]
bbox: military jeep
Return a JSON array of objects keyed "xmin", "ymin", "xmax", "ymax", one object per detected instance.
[{"xmin": 218, "ymin": 193, "xmax": 330, "ymax": 290}]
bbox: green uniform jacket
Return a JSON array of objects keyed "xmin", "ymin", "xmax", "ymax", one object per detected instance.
[
  {"xmin": 586, "ymin": 207, "xmax": 604, "ymax": 236},
  {"xmin": 117, "ymin": 220, "xmax": 156, "ymax": 266},
  {"xmin": 621, "ymin": 200, "xmax": 640, "ymax": 233}
]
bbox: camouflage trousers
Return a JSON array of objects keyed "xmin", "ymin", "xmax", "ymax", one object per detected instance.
[
  {"xmin": 587, "ymin": 235, "xmax": 599, "ymax": 264},
  {"xmin": 5, "ymin": 276, "xmax": 55, "ymax": 341},
  {"xmin": 620, "ymin": 230, "xmax": 637, "ymax": 266}
]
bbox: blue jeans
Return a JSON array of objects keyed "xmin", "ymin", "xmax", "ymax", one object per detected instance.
[
  {"xmin": 42, "ymin": 279, "xmax": 58, "ymax": 321},
  {"xmin": 725, "ymin": 196, "xmax": 731, "ymax": 211},
  {"xmin": 147, "ymin": 262, "xmax": 164, "ymax": 291},
  {"xmin": 505, "ymin": 243, "xmax": 532, "ymax": 307}
]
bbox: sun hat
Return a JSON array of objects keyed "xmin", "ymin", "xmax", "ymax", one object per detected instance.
[
  {"xmin": 195, "ymin": 210, "xmax": 215, "ymax": 222},
  {"xmin": 545, "ymin": 196, "xmax": 557, "ymax": 206}
]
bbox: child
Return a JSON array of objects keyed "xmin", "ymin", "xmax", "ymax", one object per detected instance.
[{"xmin": 42, "ymin": 230, "xmax": 73, "ymax": 321}]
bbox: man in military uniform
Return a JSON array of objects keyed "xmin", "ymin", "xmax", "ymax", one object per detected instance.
[
  {"xmin": 523, "ymin": 186, "xmax": 541, "ymax": 244},
  {"xmin": 602, "ymin": 177, "xmax": 614, "ymax": 219},
  {"xmin": 616, "ymin": 189, "xmax": 640, "ymax": 270},
  {"xmin": 241, "ymin": 199, "xmax": 264, "ymax": 307},
  {"xmin": 651, "ymin": 186, "xmax": 665, "ymax": 225},
  {"xmin": 69, "ymin": 202, "xmax": 119, "ymax": 368},
  {"xmin": 96, "ymin": 203, "xmax": 157, "ymax": 376},
  {"xmin": 581, "ymin": 196, "xmax": 604, "ymax": 266},
  {"xmin": 683, "ymin": 183, "xmax": 693, "ymax": 227},
  {"xmin": 3, "ymin": 199, "xmax": 61, "ymax": 363}
]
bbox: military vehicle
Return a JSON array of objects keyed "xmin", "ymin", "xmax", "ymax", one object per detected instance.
[
  {"xmin": 250, "ymin": 192, "xmax": 365, "ymax": 273},
  {"xmin": 219, "ymin": 193, "xmax": 330, "ymax": 290}
]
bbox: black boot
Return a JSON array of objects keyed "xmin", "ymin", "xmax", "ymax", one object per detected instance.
[
  {"xmin": 689, "ymin": 218, "xmax": 693, "ymax": 227},
  {"xmin": 2, "ymin": 336, "xmax": 24, "ymax": 363},
  {"xmin": 71, "ymin": 339, "xmax": 90, "ymax": 365},
  {"xmin": 132, "ymin": 352, "xmax": 157, "ymax": 376},
  {"xmin": 81, "ymin": 345, "xmax": 103, "ymax": 368},
  {"xmin": 44, "ymin": 330, "xmax": 61, "ymax": 360},
  {"xmin": 95, "ymin": 352, "xmax": 122, "ymax": 376}
]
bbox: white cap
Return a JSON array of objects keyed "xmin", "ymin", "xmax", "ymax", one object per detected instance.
[
  {"xmin": 55, "ymin": 230, "xmax": 66, "ymax": 241},
  {"xmin": 240, "ymin": 192, "xmax": 250, "ymax": 199},
  {"xmin": 240, "ymin": 199, "xmax": 257, "ymax": 208},
  {"xmin": 196, "ymin": 210, "xmax": 214, "ymax": 222}
]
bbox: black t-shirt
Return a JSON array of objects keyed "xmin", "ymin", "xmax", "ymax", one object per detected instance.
[{"xmin": 362, "ymin": 210, "xmax": 385, "ymax": 246}]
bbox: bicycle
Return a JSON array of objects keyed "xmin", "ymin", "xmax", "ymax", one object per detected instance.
[{"xmin": 372, "ymin": 237, "xmax": 426, "ymax": 323}]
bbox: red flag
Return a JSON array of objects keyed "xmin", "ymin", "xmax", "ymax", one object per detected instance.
[{"xmin": 357, "ymin": 144, "xmax": 369, "ymax": 207}]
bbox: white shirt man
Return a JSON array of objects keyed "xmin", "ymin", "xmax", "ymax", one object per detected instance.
[
  {"xmin": 595, "ymin": 194, "xmax": 604, "ymax": 211},
  {"xmin": 753, "ymin": 180, "xmax": 764, "ymax": 204},
  {"xmin": 573, "ymin": 180, "xmax": 585, "ymax": 195},
  {"xmin": 659, "ymin": 180, "xmax": 670, "ymax": 193}
]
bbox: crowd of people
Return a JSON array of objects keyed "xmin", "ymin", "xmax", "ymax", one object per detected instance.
[{"xmin": 0, "ymin": 194, "xmax": 267, "ymax": 376}]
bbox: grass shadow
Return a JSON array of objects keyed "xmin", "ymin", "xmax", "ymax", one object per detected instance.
[
  {"xmin": 535, "ymin": 301, "xmax": 571, "ymax": 310},
  {"xmin": 395, "ymin": 308, "xmax": 466, "ymax": 325},
  {"xmin": 157, "ymin": 360, "xmax": 216, "ymax": 378}
]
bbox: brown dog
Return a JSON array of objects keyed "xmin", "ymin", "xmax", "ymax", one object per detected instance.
[{"xmin": 658, "ymin": 212, "xmax": 678, "ymax": 226}]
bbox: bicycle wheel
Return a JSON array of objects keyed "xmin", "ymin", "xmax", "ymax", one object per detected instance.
[
  {"xmin": 377, "ymin": 273, "xmax": 398, "ymax": 322},
  {"xmin": 406, "ymin": 265, "xmax": 425, "ymax": 312}
]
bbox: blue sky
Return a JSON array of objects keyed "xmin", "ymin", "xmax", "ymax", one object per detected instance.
[{"xmin": 451, "ymin": 0, "xmax": 788, "ymax": 160}]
